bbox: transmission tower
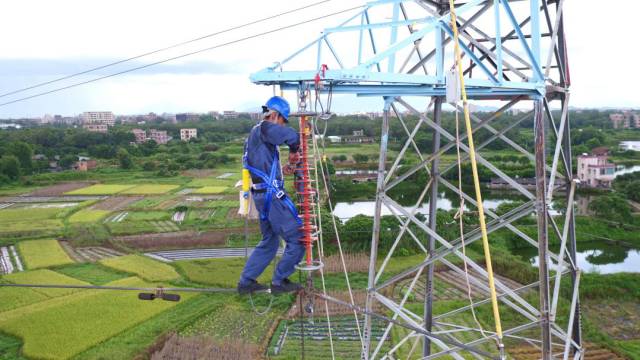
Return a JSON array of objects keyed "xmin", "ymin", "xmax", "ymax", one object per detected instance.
[{"xmin": 252, "ymin": 0, "xmax": 580, "ymax": 359}]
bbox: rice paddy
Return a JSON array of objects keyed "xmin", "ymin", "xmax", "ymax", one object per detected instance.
[
  {"xmin": 65, "ymin": 184, "xmax": 135, "ymax": 195},
  {"xmin": 17, "ymin": 240, "xmax": 74, "ymax": 269}
]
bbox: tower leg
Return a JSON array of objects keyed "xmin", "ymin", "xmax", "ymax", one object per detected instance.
[
  {"xmin": 424, "ymin": 96, "xmax": 442, "ymax": 357},
  {"xmin": 534, "ymin": 98, "xmax": 552, "ymax": 359},
  {"xmin": 363, "ymin": 98, "xmax": 392, "ymax": 360}
]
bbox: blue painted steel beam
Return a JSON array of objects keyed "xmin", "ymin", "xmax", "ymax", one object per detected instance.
[{"xmin": 501, "ymin": 0, "xmax": 544, "ymax": 81}]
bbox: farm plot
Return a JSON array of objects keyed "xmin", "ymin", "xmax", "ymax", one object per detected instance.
[
  {"xmin": 175, "ymin": 257, "xmax": 274, "ymax": 288},
  {"xmin": 188, "ymin": 177, "xmax": 238, "ymax": 187},
  {"xmin": 74, "ymin": 247, "xmax": 124, "ymax": 262},
  {"xmin": 54, "ymin": 263, "xmax": 130, "ymax": 285},
  {"xmin": 68, "ymin": 209, "xmax": 111, "ymax": 223},
  {"xmin": 146, "ymin": 246, "xmax": 284, "ymax": 262},
  {"xmin": 100, "ymin": 254, "xmax": 179, "ymax": 281},
  {"xmin": 17, "ymin": 239, "xmax": 73, "ymax": 269},
  {"xmin": 193, "ymin": 186, "xmax": 229, "ymax": 194},
  {"xmin": 0, "ymin": 277, "xmax": 195, "ymax": 360},
  {"xmin": 121, "ymin": 184, "xmax": 180, "ymax": 195},
  {"xmin": 113, "ymin": 229, "xmax": 234, "ymax": 251},
  {"xmin": 91, "ymin": 196, "xmax": 142, "ymax": 211},
  {"xmin": 104, "ymin": 211, "xmax": 128, "ymax": 223},
  {"xmin": 66, "ymin": 184, "xmax": 135, "ymax": 195},
  {"xmin": 26, "ymin": 182, "xmax": 95, "ymax": 196},
  {"xmin": 0, "ymin": 269, "xmax": 90, "ymax": 312},
  {"xmin": 0, "ymin": 247, "xmax": 15, "ymax": 274}
]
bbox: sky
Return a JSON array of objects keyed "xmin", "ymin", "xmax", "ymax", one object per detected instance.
[{"xmin": 0, "ymin": 0, "xmax": 635, "ymax": 118}]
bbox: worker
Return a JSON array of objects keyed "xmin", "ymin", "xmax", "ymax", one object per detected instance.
[{"xmin": 237, "ymin": 96, "xmax": 305, "ymax": 295}]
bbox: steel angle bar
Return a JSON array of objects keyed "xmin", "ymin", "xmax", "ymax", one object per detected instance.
[
  {"xmin": 374, "ymin": 197, "xmax": 535, "ymax": 292},
  {"xmin": 324, "ymin": 18, "xmax": 433, "ymax": 33},
  {"xmin": 410, "ymin": 2, "xmax": 492, "ymax": 74},
  {"xmin": 437, "ymin": 177, "xmax": 562, "ymax": 265},
  {"xmin": 550, "ymin": 323, "xmax": 581, "ymax": 353},
  {"xmin": 541, "ymin": 0, "xmax": 566, "ymax": 83},
  {"xmin": 550, "ymin": 180, "xmax": 576, "ymax": 317},
  {"xmin": 323, "ymin": 36, "xmax": 345, "ymax": 69},
  {"xmin": 545, "ymin": 96, "xmax": 571, "ymax": 200},
  {"xmin": 363, "ymin": 9, "xmax": 382, "ymax": 73},
  {"xmin": 397, "ymin": 98, "xmax": 536, "ymax": 199},
  {"xmin": 315, "ymin": 292, "xmax": 499, "ymax": 359},
  {"xmin": 439, "ymin": 258, "xmax": 540, "ymax": 320},
  {"xmin": 385, "ymin": 102, "xmax": 432, "ymax": 184},
  {"xmin": 374, "ymin": 178, "xmax": 432, "ymax": 285},
  {"xmin": 440, "ymin": 22, "xmax": 499, "ymax": 84},
  {"xmin": 451, "ymin": 103, "xmax": 541, "ymax": 167},
  {"xmin": 542, "ymin": 0, "xmax": 565, "ymax": 78},
  {"xmin": 546, "ymin": 212, "xmax": 576, "ymax": 270},
  {"xmin": 377, "ymin": 196, "xmax": 536, "ymax": 295},
  {"xmin": 500, "ymin": 0, "xmax": 544, "ymax": 81},
  {"xmin": 385, "ymin": 97, "xmax": 524, "ymax": 192},
  {"xmin": 424, "ymin": 321, "xmax": 540, "ymax": 360},
  {"xmin": 563, "ymin": 271, "xmax": 581, "ymax": 360},
  {"xmin": 374, "ymin": 293, "xmax": 467, "ymax": 360},
  {"xmin": 371, "ymin": 267, "xmax": 425, "ymax": 359}
]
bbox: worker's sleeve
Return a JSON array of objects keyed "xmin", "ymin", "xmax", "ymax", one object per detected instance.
[{"xmin": 260, "ymin": 121, "xmax": 300, "ymax": 153}]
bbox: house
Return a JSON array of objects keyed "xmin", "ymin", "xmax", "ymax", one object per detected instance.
[
  {"xmin": 82, "ymin": 124, "xmax": 108, "ymax": 133},
  {"xmin": 73, "ymin": 157, "xmax": 97, "ymax": 172},
  {"xmin": 341, "ymin": 130, "xmax": 375, "ymax": 143},
  {"xmin": 131, "ymin": 129, "xmax": 147, "ymax": 143},
  {"xmin": 180, "ymin": 128, "xmax": 198, "ymax": 141},
  {"xmin": 619, "ymin": 141, "xmax": 640, "ymax": 152},
  {"xmin": 148, "ymin": 129, "xmax": 170, "ymax": 144},
  {"xmin": 609, "ymin": 112, "xmax": 640, "ymax": 129},
  {"xmin": 82, "ymin": 111, "xmax": 115, "ymax": 126},
  {"xmin": 327, "ymin": 136, "xmax": 342, "ymax": 143},
  {"xmin": 576, "ymin": 149, "xmax": 616, "ymax": 188}
]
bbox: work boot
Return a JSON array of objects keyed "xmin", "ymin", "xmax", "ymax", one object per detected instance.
[
  {"xmin": 271, "ymin": 278, "xmax": 303, "ymax": 294},
  {"xmin": 237, "ymin": 280, "xmax": 269, "ymax": 294}
]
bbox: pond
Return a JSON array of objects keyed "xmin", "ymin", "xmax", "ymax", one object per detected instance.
[
  {"xmin": 615, "ymin": 164, "xmax": 640, "ymax": 177},
  {"xmin": 512, "ymin": 242, "xmax": 640, "ymax": 274},
  {"xmin": 333, "ymin": 194, "xmax": 513, "ymax": 221}
]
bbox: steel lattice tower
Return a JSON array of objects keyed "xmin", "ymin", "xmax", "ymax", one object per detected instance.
[{"xmin": 252, "ymin": 0, "xmax": 580, "ymax": 359}]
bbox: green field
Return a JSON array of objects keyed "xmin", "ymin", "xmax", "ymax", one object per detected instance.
[
  {"xmin": 54, "ymin": 263, "xmax": 131, "ymax": 285},
  {"xmin": 68, "ymin": 209, "xmax": 111, "ymax": 223},
  {"xmin": 188, "ymin": 177, "xmax": 238, "ymax": 187},
  {"xmin": 65, "ymin": 184, "xmax": 134, "ymax": 195},
  {"xmin": 192, "ymin": 186, "xmax": 229, "ymax": 194},
  {"xmin": 121, "ymin": 184, "xmax": 180, "ymax": 195},
  {"xmin": 17, "ymin": 240, "xmax": 74, "ymax": 269},
  {"xmin": 100, "ymin": 255, "xmax": 179, "ymax": 282},
  {"xmin": 175, "ymin": 257, "xmax": 274, "ymax": 288},
  {"xmin": 0, "ymin": 270, "xmax": 90, "ymax": 312},
  {"xmin": 0, "ymin": 277, "xmax": 194, "ymax": 360}
]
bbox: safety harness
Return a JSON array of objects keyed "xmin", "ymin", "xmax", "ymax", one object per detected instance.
[{"xmin": 243, "ymin": 124, "xmax": 302, "ymax": 226}]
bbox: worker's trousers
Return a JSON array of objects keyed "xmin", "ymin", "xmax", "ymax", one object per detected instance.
[{"xmin": 239, "ymin": 191, "xmax": 304, "ymax": 286}]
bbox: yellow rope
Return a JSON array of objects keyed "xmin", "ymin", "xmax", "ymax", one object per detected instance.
[{"xmin": 447, "ymin": 0, "xmax": 504, "ymax": 346}]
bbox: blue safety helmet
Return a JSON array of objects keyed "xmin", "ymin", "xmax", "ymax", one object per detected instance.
[{"xmin": 262, "ymin": 96, "xmax": 290, "ymax": 122}]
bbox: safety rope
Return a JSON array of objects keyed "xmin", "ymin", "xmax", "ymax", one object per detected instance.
[{"xmin": 447, "ymin": 0, "xmax": 505, "ymax": 356}]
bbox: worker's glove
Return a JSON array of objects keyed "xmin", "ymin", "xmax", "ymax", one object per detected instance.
[
  {"xmin": 283, "ymin": 164, "xmax": 295, "ymax": 175},
  {"xmin": 288, "ymin": 151, "xmax": 300, "ymax": 166}
]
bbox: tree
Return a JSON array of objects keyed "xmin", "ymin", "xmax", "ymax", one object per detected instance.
[
  {"xmin": 623, "ymin": 180, "xmax": 640, "ymax": 202},
  {"xmin": 0, "ymin": 155, "xmax": 21, "ymax": 180},
  {"xmin": 8, "ymin": 141, "xmax": 33, "ymax": 172},
  {"xmin": 588, "ymin": 193, "xmax": 632, "ymax": 225},
  {"xmin": 117, "ymin": 148, "xmax": 133, "ymax": 169},
  {"xmin": 59, "ymin": 155, "xmax": 77, "ymax": 169}
]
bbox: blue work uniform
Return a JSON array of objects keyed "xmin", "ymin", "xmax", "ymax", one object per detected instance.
[{"xmin": 239, "ymin": 120, "xmax": 304, "ymax": 286}]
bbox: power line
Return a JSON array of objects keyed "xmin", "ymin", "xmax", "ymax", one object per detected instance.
[
  {"xmin": 0, "ymin": 0, "xmax": 335, "ymax": 100},
  {"xmin": 0, "ymin": 5, "xmax": 364, "ymax": 108}
]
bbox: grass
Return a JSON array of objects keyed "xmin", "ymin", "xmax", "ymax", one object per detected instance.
[
  {"xmin": 121, "ymin": 184, "xmax": 180, "ymax": 195},
  {"xmin": 68, "ymin": 209, "xmax": 111, "ymax": 223},
  {"xmin": 192, "ymin": 186, "xmax": 229, "ymax": 194},
  {"xmin": 100, "ymin": 255, "xmax": 180, "ymax": 282},
  {"xmin": 17, "ymin": 239, "xmax": 74, "ymax": 269},
  {"xmin": 174, "ymin": 257, "xmax": 274, "ymax": 288},
  {"xmin": 65, "ymin": 184, "xmax": 134, "ymax": 195},
  {"xmin": 53, "ymin": 263, "xmax": 131, "ymax": 285},
  {"xmin": 0, "ymin": 277, "xmax": 194, "ymax": 360},
  {"xmin": 0, "ymin": 333, "xmax": 26, "ymax": 360}
]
